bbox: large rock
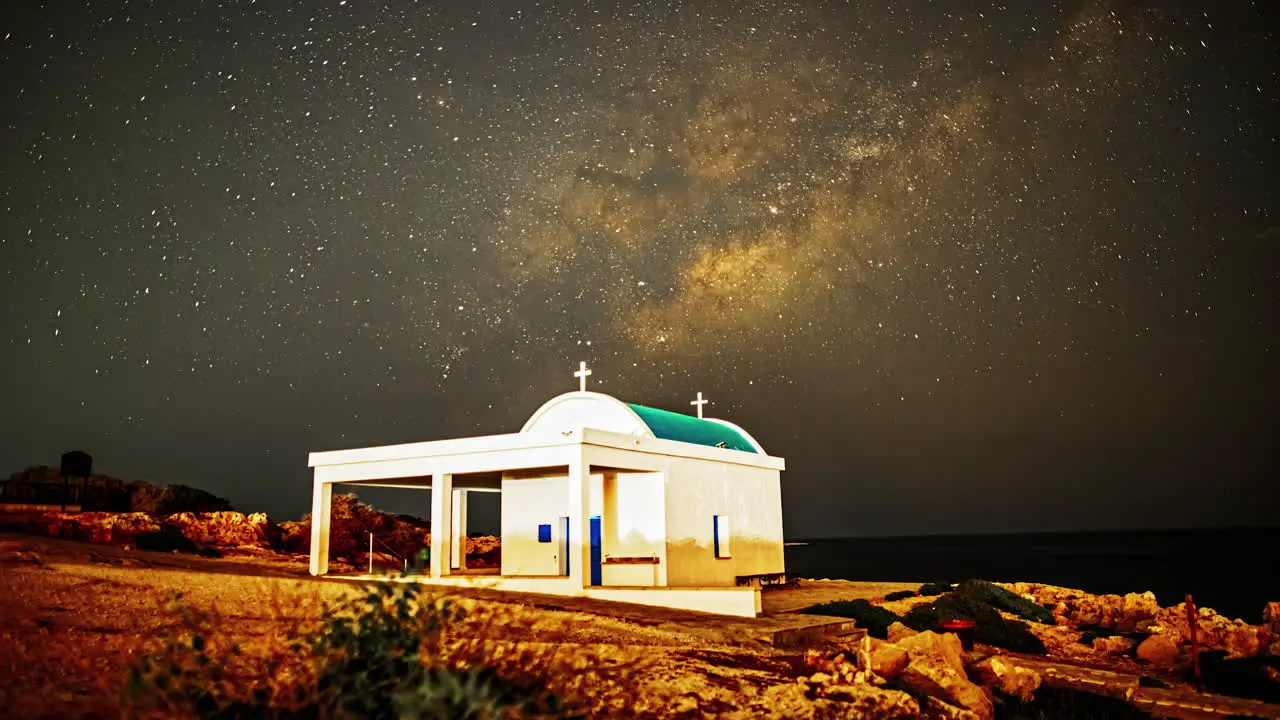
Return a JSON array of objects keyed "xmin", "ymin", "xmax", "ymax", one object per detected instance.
[
  {"xmin": 1136, "ymin": 635, "xmax": 1180, "ymax": 666},
  {"xmin": 246, "ymin": 512, "xmax": 283, "ymax": 548},
  {"xmin": 39, "ymin": 511, "xmax": 161, "ymax": 544},
  {"xmin": 897, "ymin": 630, "xmax": 967, "ymax": 676},
  {"xmin": 867, "ymin": 638, "xmax": 910, "ymax": 679},
  {"xmin": 1265, "ymin": 602, "xmax": 1280, "ymax": 637},
  {"xmin": 1155, "ymin": 603, "xmax": 1268, "ymax": 658},
  {"xmin": 1118, "ymin": 592, "xmax": 1161, "ymax": 633},
  {"xmin": 887, "ymin": 621, "xmax": 918, "ymax": 643},
  {"xmin": 1092, "ymin": 635, "xmax": 1138, "ymax": 655},
  {"xmin": 971, "ymin": 655, "xmax": 1041, "ymax": 702},
  {"xmin": 164, "ymin": 511, "xmax": 281, "ymax": 549},
  {"xmin": 899, "ymin": 653, "xmax": 994, "ymax": 720},
  {"xmin": 1003, "ymin": 583, "xmax": 1158, "ymax": 632}
]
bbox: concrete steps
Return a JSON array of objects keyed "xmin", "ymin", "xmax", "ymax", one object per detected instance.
[{"xmin": 767, "ymin": 614, "xmax": 865, "ymax": 649}]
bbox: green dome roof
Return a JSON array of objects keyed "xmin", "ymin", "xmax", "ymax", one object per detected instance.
[{"xmin": 624, "ymin": 403, "xmax": 760, "ymax": 453}]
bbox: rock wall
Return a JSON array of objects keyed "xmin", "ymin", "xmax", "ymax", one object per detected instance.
[{"xmin": 0, "ymin": 508, "xmax": 502, "ymax": 567}]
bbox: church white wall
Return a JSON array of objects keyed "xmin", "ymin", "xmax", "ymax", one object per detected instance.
[
  {"xmin": 601, "ymin": 471, "xmax": 667, "ymax": 587},
  {"xmin": 662, "ymin": 459, "xmax": 785, "ymax": 587},
  {"xmin": 500, "ymin": 471, "xmax": 602, "ymax": 577}
]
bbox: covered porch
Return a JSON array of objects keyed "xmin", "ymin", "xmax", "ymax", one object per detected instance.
[{"xmin": 307, "ymin": 427, "xmax": 767, "ymax": 616}]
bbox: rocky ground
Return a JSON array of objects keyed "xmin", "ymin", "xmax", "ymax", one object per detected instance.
[
  {"xmin": 2, "ymin": 525, "xmax": 1279, "ymax": 718},
  {"xmin": 0, "ymin": 532, "xmax": 920, "ymax": 719},
  {"xmin": 793, "ymin": 580, "xmax": 1280, "ymax": 718}
]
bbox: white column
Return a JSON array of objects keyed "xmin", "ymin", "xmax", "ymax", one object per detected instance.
[
  {"xmin": 429, "ymin": 472, "xmax": 453, "ymax": 578},
  {"xmin": 450, "ymin": 488, "xmax": 468, "ymax": 570},
  {"xmin": 308, "ymin": 480, "xmax": 332, "ymax": 576},
  {"xmin": 567, "ymin": 449, "xmax": 591, "ymax": 588}
]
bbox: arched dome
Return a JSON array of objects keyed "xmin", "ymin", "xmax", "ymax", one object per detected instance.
[{"xmin": 522, "ymin": 392, "xmax": 765, "ymax": 454}]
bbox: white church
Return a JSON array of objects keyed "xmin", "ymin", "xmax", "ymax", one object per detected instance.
[{"xmin": 307, "ymin": 363, "xmax": 787, "ymax": 617}]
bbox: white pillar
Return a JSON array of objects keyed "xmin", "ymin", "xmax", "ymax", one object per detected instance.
[
  {"xmin": 308, "ymin": 480, "xmax": 332, "ymax": 576},
  {"xmin": 450, "ymin": 488, "xmax": 468, "ymax": 570},
  {"xmin": 429, "ymin": 473, "xmax": 452, "ymax": 578},
  {"xmin": 567, "ymin": 450, "xmax": 591, "ymax": 588}
]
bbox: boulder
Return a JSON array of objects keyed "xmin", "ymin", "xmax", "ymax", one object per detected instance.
[
  {"xmin": 897, "ymin": 630, "xmax": 966, "ymax": 676},
  {"xmin": 1265, "ymin": 602, "xmax": 1280, "ymax": 636},
  {"xmin": 887, "ymin": 621, "xmax": 918, "ymax": 642},
  {"xmin": 1136, "ymin": 635, "xmax": 1180, "ymax": 666},
  {"xmin": 899, "ymin": 652, "xmax": 994, "ymax": 720},
  {"xmin": 1001, "ymin": 583, "xmax": 1158, "ymax": 633},
  {"xmin": 165, "ymin": 511, "xmax": 281, "ymax": 549},
  {"xmin": 971, "ymin": 655, "xmax": 1041, "ymax": 702},
  {"xmin": 867, "ymin": 639, "xmax": 910, "ymax": 679},
  {"xmin": 1155, "ymin": 603, "xmax": 1268, "ymax": 658},
  {"xmin": 247, "ymin": 512, "xmax": 283, "ymax": 548},
  {"xmin": 1092, "ymin": 635, "xmax": 1138, "ymax": 655},
  {"xmin": 1117, "ymin": 592, "xmax": 1161, "ymax": 633}
]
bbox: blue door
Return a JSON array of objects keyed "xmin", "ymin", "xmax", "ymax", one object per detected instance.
[{"xmin": 589, "ymin": 516, "xmax": 602, "ymax": 587}]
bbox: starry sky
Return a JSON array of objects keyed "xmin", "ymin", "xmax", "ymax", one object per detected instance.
[{"xmin": 2, "ymin": 0, "xmax": 1275, "ymax": 537}]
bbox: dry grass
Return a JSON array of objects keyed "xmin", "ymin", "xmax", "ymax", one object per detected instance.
[{"xmin": 0, "ymin": 533, "xmax": 829, "ymax": 719}]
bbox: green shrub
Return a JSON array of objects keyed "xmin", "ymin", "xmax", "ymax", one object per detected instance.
[
  {"xmin": 957, "ymin": 580, "xmax": 1055, "ymax": 625},
  {"xmin": 904, "ymin": 592, "xmax": 1046, "ymax": 654},
  {"xmin": 800, "ymin": 599, "xmax": 903, "ymax": 639},
  {"xmin": 126, "ymin": 582, "xmax": 563, "ymax": 718},
  {"xmin": 884, "ymin": 590, "xmax": 917, "ymax": 602},
  {"xmin": 918, "ymin": 582, "xmax": 954, "ymax": 596}
]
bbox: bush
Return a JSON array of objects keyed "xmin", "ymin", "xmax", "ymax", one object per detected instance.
[
  {"xmin": 126, "ymin": 582, "xmax": 564, "ymax": 718},
  {"xmin": 904, "ymin": 591, "xmax": 1046, "ymax": 654},
  {"xmin": 800, "ymin": 599, "xmax": 903, "ymax": 639},
  {"xmin": 135, "ymin": 527, "xmax": 213, "ymax": 556},
  {"xmin": 918, "ymin": 582, "xmax": 954, "ymax": 597},
  {"xmin": 884, "ymin": 590, "xmax": 917, "ymax": 602},
  {"xmin": 957, "ymin": 579, "xmax": 1055, "ymax": 625}
]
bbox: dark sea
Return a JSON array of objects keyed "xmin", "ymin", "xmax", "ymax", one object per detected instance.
[{"xmin": 784, "ymin": 527, "xmax": 1279, "ymax": 624}]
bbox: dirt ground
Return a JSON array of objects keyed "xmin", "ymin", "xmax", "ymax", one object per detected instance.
[{"xmin": 0, "ymin": 532, "xmax": 918, "ymax": 718}]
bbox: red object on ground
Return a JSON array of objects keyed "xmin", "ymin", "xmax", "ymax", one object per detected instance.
[{"xmin": 940, "ymin": 618, "xmax": 978, "ymax": 651}]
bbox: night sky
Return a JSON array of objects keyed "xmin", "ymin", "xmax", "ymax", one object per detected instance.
[{"xmin": 2, "ymin": 1, "xmax": 1275, "ymax": 537}]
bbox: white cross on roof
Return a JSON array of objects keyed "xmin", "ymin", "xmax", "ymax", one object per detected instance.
[
  {"xmin": 574, "ymin": 361, "xmax": 592, "ymax": 392},
  {"xmin": 690, "ymin": 391, "xmax": 709, "ymax": 419}
]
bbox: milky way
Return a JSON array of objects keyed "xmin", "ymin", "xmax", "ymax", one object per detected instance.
[{"xmin": 2, "ymin": 1, "xmax": 1275, "ymax": 534}]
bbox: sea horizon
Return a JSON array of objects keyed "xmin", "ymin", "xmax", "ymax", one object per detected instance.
[
  {"xmin": 787, "ymin": 523, "xmax": 1279, "ymax": 543},
  {"xmin": 782, "ymin": 526, "xmax": 1279, "ymax": 624}
]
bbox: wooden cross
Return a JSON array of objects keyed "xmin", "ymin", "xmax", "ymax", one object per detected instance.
[
  {"xmin": 574, "ymin": 361, "xmax": 592, "ymax": 392},
  {"xmin": 690, "ymin": 391, "xmax": 709, "ymax": 418}
]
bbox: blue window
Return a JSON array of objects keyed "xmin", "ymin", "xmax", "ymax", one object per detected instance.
[
  {"xmin": 713, "ymin": 515, "xmax": 731, "ymax": 558},
  {"xmin": 537, "ymin": 523, "xmax": 552, "ymax": 543}
]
